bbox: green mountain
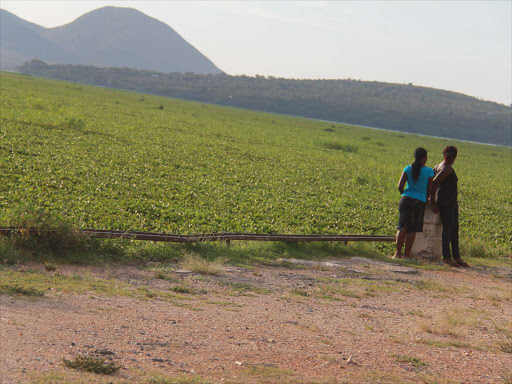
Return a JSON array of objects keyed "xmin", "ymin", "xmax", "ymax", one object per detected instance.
[{"xmin": 18, "ymin": 61, "xmax": 512, "ymax": 146}]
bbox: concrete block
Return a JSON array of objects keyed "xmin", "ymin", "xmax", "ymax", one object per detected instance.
[{"xmin": 412, "ymin": 205, "xmax": 442, "ymax": 262}]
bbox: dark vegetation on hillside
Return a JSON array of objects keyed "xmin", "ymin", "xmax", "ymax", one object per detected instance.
[{"xmin": 18, "ymin": 60, "xmax": 511, "ymax": 146}]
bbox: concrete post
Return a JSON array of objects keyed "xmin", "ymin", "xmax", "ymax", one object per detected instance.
[{"xmin": 411, "ymin": 205, "xmax": 443, "ymax": 262}]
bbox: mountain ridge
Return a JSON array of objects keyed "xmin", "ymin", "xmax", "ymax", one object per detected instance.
[{"xmin": 0, "ymin": 7, "xmax": 223, "ymax": 74}]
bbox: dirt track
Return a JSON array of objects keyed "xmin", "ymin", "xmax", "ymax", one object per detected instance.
[{"xmin": 1, "ymin": 257, "xmax": 511, "ymax": 384}]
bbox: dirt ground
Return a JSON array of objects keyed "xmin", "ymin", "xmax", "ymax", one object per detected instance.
[{"xmin": 1, "ymin": 256, "xmax": 511, "ymax": 384}]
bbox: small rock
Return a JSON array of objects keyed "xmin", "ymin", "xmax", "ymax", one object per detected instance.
[
  {"xmin": 152, "ymin": 358, "xmax": 166, "ymax": 362},
  {"xmin": 235, "ymin": 361, "xmax": 243, "ymax": 366},
  {"xmin": 388, "ymin": 266, "xmax": 420, "ymax": 275},
  {"xmin": 95, "ymin": 349, "xmax": 115, "ymax": 356}
]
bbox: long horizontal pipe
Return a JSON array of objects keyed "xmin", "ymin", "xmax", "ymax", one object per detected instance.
[{"xmin": 0, "ymin": 227, "xmax": 394, "ymax": 243}]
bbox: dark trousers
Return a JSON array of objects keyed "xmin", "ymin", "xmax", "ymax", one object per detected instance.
[{"xmin": 439, "ymin": 204, "xmax": 460, "ymax": 260}]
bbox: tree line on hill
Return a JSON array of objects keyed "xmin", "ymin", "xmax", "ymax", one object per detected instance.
[{"xmin": 17, "ymin": 59, "xmax": 511, "ymax": 146}]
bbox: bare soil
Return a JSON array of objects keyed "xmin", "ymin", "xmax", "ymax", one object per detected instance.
[{"xmin": 1, "ymin": 257, "xmax": 511, "ymax": 384}]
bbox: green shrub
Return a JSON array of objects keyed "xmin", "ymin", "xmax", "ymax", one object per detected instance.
[
  {"xmin": 2, "ymin": 206, "xmax": 105, "ymax": 259},
  {"xmin": 460, "ymin": 239, "xmax": 503, "ymax": 258},
  {"xmin": 63, "ymin": 355, "xmax": 121, "ymax": 375},
  {"xmin": 27, "ymin": 97, "xmax": 47, "ymax": 111},
  {"xmin": 391, "ymin": 354, "xmax": 429, "ymax": 367},
  {"xmin": 354, "ymin": 175, "xmax": 370, "ymax": 185},
  {"xmin": 63, "ymin": 116, "xmax": 86, "ymax": 130},
  {"xmin": 323, "ymin": 142, "xmax": 358, "ymax": 153},
  {"xmin": 0, "ymin": 238, "xmax": 24, "ymax": 264},
  {"xmin": 0, "ymin": 284, "xmax": 45, "ymax": 296}
]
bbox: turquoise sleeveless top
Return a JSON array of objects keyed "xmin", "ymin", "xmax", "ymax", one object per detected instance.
[{"xmin": 402, "ymin": 165, "xmax": 434, "ymax": 203}]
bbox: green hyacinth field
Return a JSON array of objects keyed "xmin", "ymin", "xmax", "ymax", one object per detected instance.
[{"xmin": 1, "ymin": 72, "xmax": 510, "ymax": 254}]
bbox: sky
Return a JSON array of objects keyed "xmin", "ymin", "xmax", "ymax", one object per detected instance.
[{"xmin": 2, "ymin": 1, "xmax": 511, "ymax": 105}]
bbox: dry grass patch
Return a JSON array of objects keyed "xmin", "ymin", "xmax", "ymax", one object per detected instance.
[
  {"xmin": 235, "ymin": 365, "xmax": 337, "ymax": 384},
  {"xmin": 221, "ymin": 281, "xmax": 271, "ymax": 296},
  {"xmin": 500, "ymin": 370, "xmax": 512, "ymax": 384},
  {"xmin": 342, "ymin": 369, "xmax": 415, "ymax": 384},
  {"xmin": 205, "ymin": 300, "xmax": 244, "ymax": 308},
  {"xmin": 418, "ymin": 307, "xmax": 482, "ymax": 337},
  {"xmin": 168, "ymin": 283, "xmax": 195, "ymax": 294},
  {"xmin": 319, "ymin": 277, "xmax": 405, "ymax": 298},
  {"xmin": 181, "ymin": 254, "xmax": 225, "ymax": 275},
  {"xmin": 391, "ymin": 354, "xmax": 429, "ymax": 368},
  {"xmin": 414, "ymin": 279, "xmax": 450, "ymax": 293},
  {"xmin": 486, "ymin": 289, "xmax": 512, "ymax": 305},
  {"xmin": 417, "ymin": 338, "xmax": 483, "ymax": 351},
  {"xmin": 28, "ymin": 370, "xmax": 116, "ymax": 383},
  {"xmin": 499, "ymin": 341, "xmax": 512, "ymax": 354},
  {"xmin": 493, "ymin": 320, "xmax": 512, "ymax": 338},
  {"xmin": 152, "ymin": 269, "xmax": 180, "ymax": 282},
  {"xmin": 416, "ymin": 373, "xmax": 459, "ymax": 384},
  {"xmin": 147, "ymin": 373, "xmax": 212, "ymax": 383},
  {"xmin": 408, "ymin": 310, "xmax": 426, "ymax": 318},
  {"xmin": 315, "ymin": 283, "xmax": 359, "ymax": 299},
  {"xmin": 0, "ymin": 269, "xmax": 185, "ymax": 302}
]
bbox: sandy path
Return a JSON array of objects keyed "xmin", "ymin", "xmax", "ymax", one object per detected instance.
[{"xmin": 1, "ymin": 257, "xmax": 511, "ymax": 384}]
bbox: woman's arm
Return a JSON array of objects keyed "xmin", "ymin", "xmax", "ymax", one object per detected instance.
[
  {"xmin": 430, "ymin": 164, "xmax": 452, "ymax": 212},
  {"xmin": 432, "ymin": 164, "xmax": 453, "ymax": 186},
  {"xmin": 427, "ymin": 177, "xmax": 433, "ymax": 203},
  {"xmin": 398, "ymin": 172, "xmax": 407, "ymax": 194}
]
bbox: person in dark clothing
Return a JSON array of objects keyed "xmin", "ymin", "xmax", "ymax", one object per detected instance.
[
  {"xmin": 431, "ymin": 146, "xmax": 470, "ymax": 267},
  {"xmin": 394, "ymin": 147, "xmax": 434, "ymax": 259}
]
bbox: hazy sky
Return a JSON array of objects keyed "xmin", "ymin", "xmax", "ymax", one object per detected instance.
[{"xmin": 2, "ymin": 1, "xmax": 511, "ymax": 105}]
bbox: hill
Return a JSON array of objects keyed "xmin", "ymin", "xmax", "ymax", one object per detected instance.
[
  {"xmin": 0, "ymin": 7, "xmax": 222, "ymax": 74},
  {"xmin": 1, "ymin": 72, "xmax": 510, "ymax": 254},
  {"xmin": 17, "ymin": 61, "xmax": 512, "ymax": 146}
]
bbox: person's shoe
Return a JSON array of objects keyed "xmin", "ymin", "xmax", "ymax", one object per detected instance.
[
  {"xmin": 392, "ymin": 253, "xmax": 404, "ymax": 259},
  {"xmin": 443, "ymin": 258, "xmax": 460, "ymax": 267},
  {"xmin": 454, "ymin": 258, "xmax": 470, "ymax": 268}
]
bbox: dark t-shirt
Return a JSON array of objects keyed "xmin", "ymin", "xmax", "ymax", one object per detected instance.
[{"xmin": 434, "ymin": 163, "xmax": 458, "ymax": 206}]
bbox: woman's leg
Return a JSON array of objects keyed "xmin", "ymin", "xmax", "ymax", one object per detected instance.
[
  {"xmin": 451, "ymin": 206, "xmax": 460, "ymax": 259},
  {"xmin": 439, "ymin": 205, "xmax": 454, "ymax": 260},
  {"xmin": 404, "ymin": 232, "xmax": 416, "ymax": 258},
  {"xmin": 451, "ymin": 207, "xmax": 469, "ymax": 266},
  {"xmin": 394, "ymin": 197, "xmax": 408, "ymax": 258},
  {"xmin": 394, "ymin": 229, "xmax": 407, "ymax": 258}
]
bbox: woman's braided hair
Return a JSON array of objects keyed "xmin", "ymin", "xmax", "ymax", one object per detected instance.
[{"xmin": 411, "ymin": 147, "xmax": 428, "ymax": 181}]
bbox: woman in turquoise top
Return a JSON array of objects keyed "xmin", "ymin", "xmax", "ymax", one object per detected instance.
[{"xmin": 393, "ymin": 147, "xmax": 434, "ymax": 259}]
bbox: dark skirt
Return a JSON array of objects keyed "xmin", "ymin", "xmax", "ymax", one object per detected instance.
[{"xmin": 397, "ymin": 196, "xmax": 426, "ymax": 233}]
